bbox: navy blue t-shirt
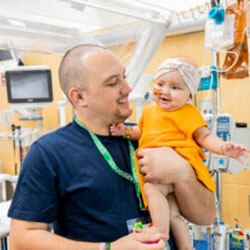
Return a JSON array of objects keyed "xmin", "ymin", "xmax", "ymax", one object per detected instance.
[{"xmin": 8, "ymin": 120, "xmax": 176, "ymax": 248}]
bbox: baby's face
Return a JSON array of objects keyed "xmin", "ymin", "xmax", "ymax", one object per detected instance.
[{"xmin": 153, "ymin": 71, "xmax": 191, "ymax": 111}]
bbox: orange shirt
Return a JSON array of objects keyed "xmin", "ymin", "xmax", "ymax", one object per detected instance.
[{"xmin": 136, "ymin": 103, "xmax": 215, "ymax": 207}]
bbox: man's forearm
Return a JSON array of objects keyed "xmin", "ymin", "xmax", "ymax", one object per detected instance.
[
  {"xmin": 10, "ymin": 228, "xmax": 98, "ymax": 250},
  {"xmin": 10, "ymin": 219, "xmax": 166, "ymax": 250},
  {"xmin": 174, "ymin": 165, "xmax": 216, "ymax": 225}
]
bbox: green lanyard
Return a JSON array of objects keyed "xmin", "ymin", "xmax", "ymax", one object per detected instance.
[{"xmin": 74, "ymin": 118, "xmax": 145, "ymax": 210}]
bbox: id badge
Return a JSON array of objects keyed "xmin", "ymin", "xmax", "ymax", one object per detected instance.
[
  {"xmin": 126, "ymin": 216, "xmax": 151, "ymax": 233},
  {"xmin": 126, "ymin": 216, "xmax": 171, "ymax": 249}
]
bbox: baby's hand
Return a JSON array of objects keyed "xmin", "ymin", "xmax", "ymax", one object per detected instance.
[
  {"xmin": 110, "ymin": 123, "xmax": 125, "ymax": 137},
  {"xmin": 221, "ymin": 142, "xmax": 249, "ymax": 164}
]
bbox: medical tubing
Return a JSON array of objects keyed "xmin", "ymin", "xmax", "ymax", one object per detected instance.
[{"xmin": 213, "ymin": 49, "xmax": 239, "ymax": 73}]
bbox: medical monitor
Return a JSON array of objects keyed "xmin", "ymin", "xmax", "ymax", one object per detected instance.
[
  {"xmin": 5, "ymin": 66, "xmax": 53, "ymax": 107},
  {"xmin": 0, "ymin": 50, "xmax": 13, "ymax": 61},
  {"xmin": 0, "ymin": 50, "xmax": 18, "ymax": 70}
]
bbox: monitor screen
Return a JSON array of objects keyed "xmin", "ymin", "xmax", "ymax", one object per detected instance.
[
  {"xmin": 0, "ymin": 50, "xmax": 13, "ymax": 61},
  {"xmin": 5, "ymin": 67, "xmax": 53, "ymax": 104}
]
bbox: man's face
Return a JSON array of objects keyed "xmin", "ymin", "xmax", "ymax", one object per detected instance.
[{"xmin": 84, "ymin": 50, "xmax": 132, "ymax": 125}]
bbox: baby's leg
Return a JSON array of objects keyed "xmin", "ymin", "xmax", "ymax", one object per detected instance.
[
  {"xmin": 144, "ymin": 182, "xmax": 173, "ymax": 237},
  {"xmin": 168, "ymin": 193, "xmax": 195, "ymax": 250}
]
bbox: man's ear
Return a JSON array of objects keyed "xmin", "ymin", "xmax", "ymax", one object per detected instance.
[{"xmin": 68, "ymin": 87, "xmax": 88, "ymax": 107}]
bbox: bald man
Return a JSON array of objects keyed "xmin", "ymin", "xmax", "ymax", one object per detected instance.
[{"xmin": 8, "ymin": 45, "xmax": 216, "ymax": 250}]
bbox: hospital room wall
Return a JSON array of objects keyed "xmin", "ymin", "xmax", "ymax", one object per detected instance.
[{"xmin": 1, "ymin": 31, "xmax": 249, "ymax": 229}]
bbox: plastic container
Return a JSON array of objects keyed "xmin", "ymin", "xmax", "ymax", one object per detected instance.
[
  {"xmin": 214, "ymin": 222, "xmax": 229, "ymax": 250},
  {"xmin": 205, "ymin": 14, "xmax": 235, "ymax": 51},
  {"xmin": 193, "ymin": 225, "xmax": 214, "ymax": 250},
  {"xmin": 229, "ymin": 224, "xmax": 245, "ymax": 250}
]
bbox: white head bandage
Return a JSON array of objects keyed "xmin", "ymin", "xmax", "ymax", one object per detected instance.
[{"xmin": 154, "ymin": 58, "xmax": 201, "ymax": 97}]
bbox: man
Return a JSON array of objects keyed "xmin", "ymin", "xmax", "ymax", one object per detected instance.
[{"xmin": 8, "ymin": 44, "xmax": 216, "ymax": 250}]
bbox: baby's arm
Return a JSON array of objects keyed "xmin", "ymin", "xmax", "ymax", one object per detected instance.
[
  {"xmin": 110, "ymin": 123, "xmax": 142, "ymax": 140},
  {"xmin": 193, "ymin": 126, "xmax": 249, "ymax": 164}
]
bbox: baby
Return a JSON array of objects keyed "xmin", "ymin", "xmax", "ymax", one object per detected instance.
[{"xmin": 110, "ymin": 57, "xmax": 249, "ymax": 250}]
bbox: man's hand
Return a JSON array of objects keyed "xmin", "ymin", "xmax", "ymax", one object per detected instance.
[
  {"xmin": 137, "ymin": 147, "xmax": 190, "ymax": 185},
  {"xmin": 111, "ymin": 226, "xmax": 166, "ymax": 250}
]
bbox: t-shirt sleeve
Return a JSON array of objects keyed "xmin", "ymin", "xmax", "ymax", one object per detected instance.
[
  {"xmin": 8, "ymin": 142, "xmax": 58, "ymax": 223},
  {"xmin": 177, "ymin": 104, "xmax": 208, "ymax": 137}
]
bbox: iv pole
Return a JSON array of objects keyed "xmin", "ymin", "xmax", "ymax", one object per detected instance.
[{"xmin": 212, "ymin": 51, "xmax": 222, "ymax": 220}]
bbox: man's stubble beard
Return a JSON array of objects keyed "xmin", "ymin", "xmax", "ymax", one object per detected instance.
[{"xmin": 114, "ymin": 107, "xmax": 133, "ymax": 124}]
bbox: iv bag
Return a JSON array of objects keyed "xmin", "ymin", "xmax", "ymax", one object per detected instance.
[
  {"xmin": 222, "ymin": 0, "xmax": 249, "ymax": 79},
  {"xmin": 205, "ymin": 14, "xmax": 235, "ymax": 51}
]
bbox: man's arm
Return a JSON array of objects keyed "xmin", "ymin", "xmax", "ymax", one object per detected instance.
[
  {"xmin": 10, "ymin": 219, "xmax": 97, "ymax": 250},
  {"xmin": 10, "ymin": 219, "xmax": 166, "ymax": 250},
  {"xmin": 137, "ymin": 147, "xmax": 217, "ymax": 225}
]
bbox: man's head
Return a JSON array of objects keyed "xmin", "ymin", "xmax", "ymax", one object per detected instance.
[
  {"xmin": 59, "ymin": 44, "xmax": 104, "ymax": 104},
  {"xmin": 59, "ymin": 44, "xmax": 132, "ymax": 125}
]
